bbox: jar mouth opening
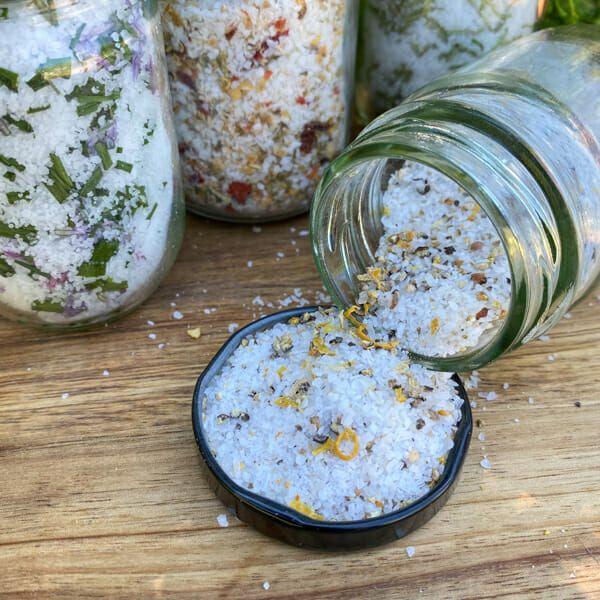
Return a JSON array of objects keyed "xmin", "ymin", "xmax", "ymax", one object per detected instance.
[{"xmin": 311, "ymin": 144, "xmax": 524, "ymax": 372}]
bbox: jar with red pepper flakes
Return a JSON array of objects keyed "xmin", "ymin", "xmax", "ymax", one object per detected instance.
[{"xmin": 162, "ymin": 0, "xmax": 359, "ymax": 222}]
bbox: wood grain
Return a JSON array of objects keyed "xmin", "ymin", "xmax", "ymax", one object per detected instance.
[{"xmin": 1, "ymin": 214, "xmax": 599, "ymax": 599}]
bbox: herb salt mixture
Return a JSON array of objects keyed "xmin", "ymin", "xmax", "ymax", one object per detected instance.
[
  {"xmin": 203, "ymin": 308, "xmax": 464, "ymax": 522},
  {"xmin": 0, "ymin": 1, "xmax": 181, "ymax": 325},
  {"xmin": 162, "ymin": 0, "xmax": 354, "ymax": 221},
  {"xmin": 360, "ymin": 161, "xmax": 512, "ymax": 357},
  {"xmin": 357, "ymin": 0, "xmax": 541, "ymax": 119}
]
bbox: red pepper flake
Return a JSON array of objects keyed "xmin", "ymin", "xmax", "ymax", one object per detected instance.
[
  {"xmin": 225, "ymin": 24, "xmax": 237, "ymax": 40},
  {"xmin": 264, "ymin": 70, "xmax": 273, "ymax": 80},
  {"xmin": 475, "ymin": 307, "xmax": 489, "ymax": 320},
  {"xmin": 227, "ymin": 181, "xmax": 252, "ymax": 204},
  {"xmin": 296, "ymin": 96, "xmax": 308, "ymax": 105},
  {"xmin": 175, "ymin": 69, "xmax": 197, "ymax": 91},
  {"xmin": 273, "ymin": 17, "xmax": 287, "ymax": 32},
  {"xmin": 299, "ymin": 121, "xmax": 330, "ymax": 154},
  {"xmin": 230, "ymin": 75, "xmax": 240, "ymax": 82}
]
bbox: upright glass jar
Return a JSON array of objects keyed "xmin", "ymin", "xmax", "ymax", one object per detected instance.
[
  {"xmin": 356, "ymin": 0, "xmax": 547, "ymax": 123},
  {"xmin": 312, "ymin": 25, "xmax": 600, "ymax": 371},
  {"xmin": 0, "ymin": 0, "xmax": 184, "ymax": 327},
  {"xmin": 161, "ymin": 0, "xmax": 359, "ymax": 223}
]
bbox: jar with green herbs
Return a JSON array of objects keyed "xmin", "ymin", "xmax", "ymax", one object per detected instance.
[
  {"xmin": 161, "ymin": 0, "xmax": 359, "ymax": 222},
  {"xmin": 356, "ymin": 0, "xmax": 547, "ymax": 123},
  {"xmin": 312, "ymin": 25, "xmax": 600, "ymax": 371},
  {"xmin": 0, "ymin": 0, "xmax": 184, "ymax": 328}
]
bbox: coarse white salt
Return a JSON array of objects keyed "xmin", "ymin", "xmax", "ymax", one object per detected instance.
[
  {"xmin": 228, "ymin": 323, "xmax": 239, "ymax": 334},
  {"xmin": 480, "ymin": 457, "xmax": 492, "ymax": 469},
  {"xmin": 172, "ymin": 310, "xmax": 184, "ymax": 320},
  {"xmin": 157, "ymin": 343, "xmax": 166, "ymax": 349},
  {"xmin": 539, "ymin": 335, "xmax": 551, "ymax": 342},
  {"xmin": 147, "ymin": 320, "xmax": 155, "ymax": 327},
  {"xmin": 252, "ymin": 227, "xmax": 262, "ymax": 233},
  {"xmin": 276, "ymin": 252, "xmax": 285, "ymax": 258},
  {"xmin": 548, "ymin": 353, "xmax": 556, "ymax": 361},
  {"xmin": 298, "ymin": 230, "xmax": 310, "ymax": 237},
  {"xmin": 102, "ymin": 369, "xmax": 110, "ymax": 377},
  {"xmin": 502, "ymin": 383, "xmax": 510, "ymax": 390},
  {"xmin": 478, "ymin": 432, "xmax": 486, "ymax": 442},
  {"xmin": 262, "ymin": 582, "xmax": 271, "ymax": 591},
  {"xmin": 528, "ymin": 397, "xmax": 535, "ymax": 404},
  {"xmin": 406, "ymin": 546, "xmax": 416, "ymax": 558},
  {"xmin": 148, "ymin": 333, "xmax": 157, "ymax": 340},
  {"xmin": 216, "ymin": 514, "xmax": 229, "ymax": 528},
  {"xmin": 247, "ymin": 261, "xmax": 253, "ymax": 268},
  {"xmin": 61, "ymin": 392, "xmax": 70, "ymax": 400}
]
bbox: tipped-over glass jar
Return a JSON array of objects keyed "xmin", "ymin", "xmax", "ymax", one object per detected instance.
[
  {"xmin": 312, "ymin": 25, "xmax": 600, "ymax": 372},
  {"xmin": 356, "ymin": 0, "xmax": 547, "ymax": 124},
  {"xmin": 162, "ymin": 0, "xmax": 358, "ymax": 222},
  {"xmin": 0, "ymin": 0, "xmax": 184, "ymax": 328}
]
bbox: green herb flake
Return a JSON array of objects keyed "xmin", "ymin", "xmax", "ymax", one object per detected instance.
[
  {"xmin": 0, "ymin": 8, "xmax": 8, "ymax": 20},
  {"xmin": 78, "ymin": 239, "xmax": 119, "ymax": 277},
  {"xmin": 6, "ymin": 190, "xmax": 31, "ymax": 204},
  {"xmin": 0, "ymin": 256, "xmax": 15, "ymax": 277},
  {"xmin": 3, "ymin": 171, "xmax": 16, "ymax": 182},
  {"xmin": 31, "ymin": 299, "xmax": 64, "ymax": 313},
  {"xmin": 85, "ymin": 277, "xmax": 128, "ymax": 292},
  {"xmin": 26, "ymin": 57, "xmax": 71, "ymax": 91},
  {"xmin": 79, "ymin": 166, "xmax": 103, "ymax": 197},
  {"xmin": 27, "ymin": 104, "xmax": 51, "ymax": 114},
  {"xmin": 94, "ymin": 141, "xmax": 113, "ymax": 170},
  {"xmin": 146, "ymin": 202, "xmax": 158, "ymax": 221},
  {"xmin": 44, "ymin": 153, "xmax": 74, "ymax": 203},
  {"xmin": 0, "ymin": 67, "xmax": 18, "ymax": 92},
  {"xmin": 3, "ymin": 113, "xmax": 34, "ymax": 133},
  {"xmin": 115, "ymin": 160, "xmax": 133, "ymax": 173},
  {"xmin": 14, "ymin": 257, "xmax": 50, "ymax": 278},
  {"xmin": 0, "ymin": 154, "xmax": 25, "ymax": 172},
  {"xmin": 0, "ymin": 221, "xmax": 37, "ymax": 243}
]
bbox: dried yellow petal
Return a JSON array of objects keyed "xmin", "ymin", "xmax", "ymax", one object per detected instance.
[{"xmin": 186, "ymin": 327, "xmax": 202, "ymax": 340}]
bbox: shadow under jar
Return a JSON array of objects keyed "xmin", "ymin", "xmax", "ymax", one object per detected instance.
[
  {"xmin": 0, "ymin": 0, "xmax": 184, "ymax": 328},
  {"xmin": 312, "ymin": 26, "xmax": 600, "ymax": 372},
  {"xmin": 162, "ymin": 0, "xmax": 358, "ymax": 223}
]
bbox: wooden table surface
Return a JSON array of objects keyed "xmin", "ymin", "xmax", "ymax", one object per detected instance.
[{"xmin": 1, "ymin": 214, "xmax": 600, "ymax": 599}]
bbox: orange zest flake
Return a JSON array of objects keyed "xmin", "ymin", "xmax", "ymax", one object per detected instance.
[
  {"xmin": 333, "ymin": 428, "xmax": 360, "ymax": 461},
  {"xmin": 467, "ymin": 204, "xmax": 481, "ymax": 222},
  {"xmin": 311, "ymin": 437, "xmax": 334, "ymax": 456},
  {"xmin": 276, "ymin": 365, "xmax": 287, "ymax": 379},
  {"xmin": 289, "ymin": 495, "xmax": 324, "ymax": 521},
  {"xmin": 308, "ymin": 335, "xmax": 336, "ymax": 357},
  {"xmin": 437, "ymin": 409, "xmax": 452, "ymax": 417},
  {"xmin": 274, "ymin": 396, "xmax": 301, "ymax": 410},
  {"xmin": 430, "ymin": 317, "xmax": 440, "ymax": 336},
  {"xmin": 343, "ymin": 305, "xmax": 362, "ymax": 327},
  {"xmin": 438, "ymin": 456, "xmax": 447, "ymax": 465},
  {"xmin": 394, "ymin": 388, "xmax": 407, "ymax": 403},
  {"xmin": 316, "ymin": 321, "xmax": 337, "ymax": 334},
  {"xmin": 356, "ymin": 324, "xmax": 399, "ymax": 350},
  {"xmin": 367, "ymin": 267, "xmax": 384, "ymax": 290}
]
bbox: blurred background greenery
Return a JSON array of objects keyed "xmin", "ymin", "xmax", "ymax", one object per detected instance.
[{"xmin": 536, "ymin": 0, "xmax": 600, "ymax": 27}]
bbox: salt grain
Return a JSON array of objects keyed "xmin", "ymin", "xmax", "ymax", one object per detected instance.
[
  {"xmin": 172, "ymin": 310, "xmax": 184, "ymax": 320},
  {"xmin": 216, "ymin": 514, "xmax": 229, "ymax": 528},
  {"xmin": 480, "ymin": 457, "xmax": 492, "ymax": 469},
  {"xmin": 406, "ymin": 546, "xmax": 416, "ymax": 558}
]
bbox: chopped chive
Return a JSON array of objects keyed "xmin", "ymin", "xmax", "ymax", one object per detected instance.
[
  {"xmin": 0, "ymin": 67, "xmax": 18, "ymax": 92},
  {"xmin": 146, "ymin": 202, "xmax": 158, "ymax": 220},
  {"xmin": 6, "ymin": 190, "xmax": 30, "ymax": 204},
  {"xmin": 27, "ymin": 57, "xmax": 71, "ymax": 91},
  {"xmin": 0, "ymin": 221, "xmax": 37, "ymax": 243},
  {"xmin": 27, "ymin": 104, "xmax": 51, "ymax": 114},
  {"xmin": 2, "ymin": 113, "xmax": 33, "ymax": 133},
  {"xmin": 70, "ymin": 23, "xmax": 86, "ymax": 56},
  {"xmin": 78, "ymin": 239, "xmax": 119, "ymax": 277},
  {"xmin": 14, "ymin": 258, "xmax": 50, "ymax": 278},
  {"xmin": 116, "ymin": 146, "xmax": 123, "ymax": 154},
  {"xmin": 4, "ymin": 171, "xmax": 16, "ymax": 182},
  {"xmin": 0, "ymin": 256, "xmax": 15, "ymax": 277},
  {"xmin": 94, "ymin": 141, "xmax": 113, "ymax": 170},
  {"xmin": 115, "ymin": 160, "xmax": 133, "ymax": 173},
  {"xmin": 31, "ymin": 299, "xmax": 64, "ymax": 313},
  {"xmin": 45, "ymin": 153, "xmax": 74, "ymax": 203},
  {"xmin": 85, "ymin": 277, "xmax": 128, "ymax": 292},
  {"xmin": 0, "ymin": 154, "xmax": 25, "ymax": 172},
  {"xmin": 79, "ymin": 166, "xmax": 103, "ymax": 197}
]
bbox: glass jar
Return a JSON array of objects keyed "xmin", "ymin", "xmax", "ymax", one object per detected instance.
[
  {"xmin": 356, "ymin": 0, "xmax": 547, "ymax": 124},
  {"xmin": 161, "ymin": 0, "xmax": 358, "ymax": 223},
  {"xmin": 0, "ymin": 0, "xmax": 184, "ymax": 328},
  {"xmin": 311, "ymin": 25, "xmax": 600, "ymax": 371}
]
